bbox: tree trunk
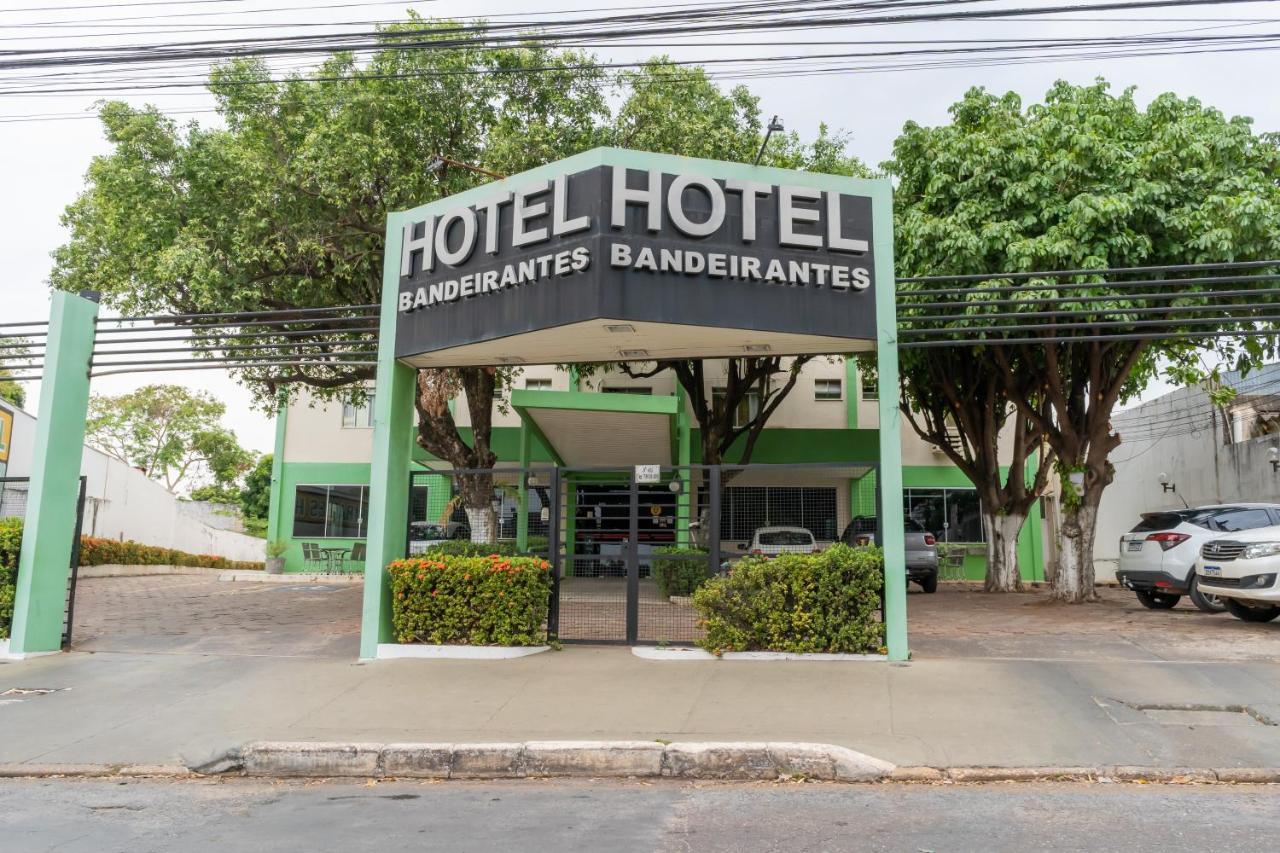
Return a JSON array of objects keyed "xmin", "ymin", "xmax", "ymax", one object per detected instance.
[
  {"xmin": 982, "ymin": 510, "xmax": 1026, "ymax": 592},
  {"xmin": 457, "ymin": 470, "xmax": 497, "ymax": 544},
  {"xmin": 1052, "ymin": 492, "xmax": 1101, "ymax": 603}
]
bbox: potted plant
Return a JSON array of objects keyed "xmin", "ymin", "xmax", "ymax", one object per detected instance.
[{"xmin": 265, "ymin": 540, "xmax": 288, "ymax": 574}]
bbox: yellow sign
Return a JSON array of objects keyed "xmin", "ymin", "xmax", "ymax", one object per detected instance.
[
  {"xmin": 649, "ymin": 504, "xmax": 662, "ymax": 518},
  {"xmin": 0, "ymin": 403, "xmax": 13, "ymax": 465}
]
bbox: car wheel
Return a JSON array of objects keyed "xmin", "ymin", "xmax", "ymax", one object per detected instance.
[
  {"xmin": 1134, "ymin": 589, "xmax": 1181, "ymax": 609},
  {"xmin": 1224, "ymin": 598, "xmax": 1280, "ymax": 623},
  {"xmin": 1188, "ymin": 577, "xmax": 1228, "ymax": 614},
  {"xmin": 919, "ymin": 575, "xmax": 938, "ymax": 594}
]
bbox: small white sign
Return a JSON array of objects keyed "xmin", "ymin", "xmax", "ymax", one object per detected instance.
[{"xmin": 634, "ymin": 464, "xmax": 661, "ymax": 484}]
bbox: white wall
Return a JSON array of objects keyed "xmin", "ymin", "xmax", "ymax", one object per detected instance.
[
  {"xmin": 1097, "ymin": 380, "xmax": 1280, "ymax": 582},
  {"xmin": 3, "ymin": 405, "xmax": 266, "ymax": 563}
]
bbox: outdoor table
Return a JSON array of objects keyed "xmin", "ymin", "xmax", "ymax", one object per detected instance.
[{"xmin": 318, "ymin": 546, "xmax": 350, "ymax": 572}]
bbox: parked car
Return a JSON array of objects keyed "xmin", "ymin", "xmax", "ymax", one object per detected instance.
[
  {"xmin": 1194, "ymin": 524, "xmax": 1280, "ymax": 623},
  {"xmin": 742, "ymin": 526, "xmax": 822, "ymax": 557},
  {"xmin": 1116, "ymin": 504, "xmax": 1280, "ymax": 612},
  {"xmin": 840, "ymin": 517, "xmax": 939, "ymax": 593},
  {"xmin": 408, "ymin": 521, "xmax": 451, "ymax": 555}
]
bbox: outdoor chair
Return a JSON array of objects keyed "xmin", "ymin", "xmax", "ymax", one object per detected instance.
[
  {"xmin": 301, "ymin": 542, "xmax": 329, "ymax": 572},
  {"xmin": 942, "ymin": 549, "xmax": 966, "ymax": 581},
  {"xmin": 339, "ymin": 542, "xmax": 366, "ymax": 574}
]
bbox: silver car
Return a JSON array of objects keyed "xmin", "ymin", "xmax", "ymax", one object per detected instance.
[{"xmin": 842, "ymin": 517, "xmax": 939, "ymax": 593}]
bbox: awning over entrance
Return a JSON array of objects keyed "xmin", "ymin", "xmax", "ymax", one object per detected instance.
[{"xmin": 511, "ymin": 389, "xmax": 679, "ymax": 467}]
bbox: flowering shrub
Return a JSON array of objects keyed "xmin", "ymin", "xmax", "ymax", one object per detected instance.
[
  {"xmin": 388, "ymin": 554, "xmax": 553, "ymax": 646},
  {"xmin": 691, "ymin": 544, "xmax": 885, "ymax": 655},
  {"xmin": 78, "ymin": 536, "xmax": 263, "ymax": 571},
  {"xmin": 653, "ymin": 547, "xmax": 710, "ymax": 597}
]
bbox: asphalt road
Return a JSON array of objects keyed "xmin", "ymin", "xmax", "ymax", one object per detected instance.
[{"xmin": 1, "ymin": 778, "xmax": 1275, "ymax": 852}]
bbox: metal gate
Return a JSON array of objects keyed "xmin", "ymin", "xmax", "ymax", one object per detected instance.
[
  {"xmin": 1, "ymin": 475, "xmax": 88, "ymax": 649},
  {"xmin": 553, "ymin": 465, "xmax": 719, "ymax": 645}
]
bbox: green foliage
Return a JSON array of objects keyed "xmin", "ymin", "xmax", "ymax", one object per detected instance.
[
  {"xmin": 0, "ymin": 517, "xmax": 21, "ymax": 640},
  {"xmin": 419, "ymin": 540, "xmax": 541, "ymax": 558},
  {"xmin": 692, "ymin": 545, "xmax": 885, "ymax": 655},
  {"xmin": 388, "ymin": 554, "xmax": 553, "ymax": 646},
  {"xmin": 79, "ymin": 535, "xmax": 263, "ymax": 570},
  {"xmin": 85, "ymin": 384, "xmax": 253, "ymax": 493},
  {"xmin": 0, "ymin": 372, "xmax": 24, "ymax": 409},
  {"xmin": 653, "ymin": 547, "xmax": 711, "ymax": 597},
  {"xmin": 243, "ymin": 516, "xmax": 268, "ymax": 539},
  {"xmin": 239, "ymin": 453, "xmax": 272, "ymax": 520},
  {"xmin": 187, "ymin": 485, "xmax": 241, "ymax": 504},
  {"xmin": 265, "ymin": 539, "xmax": 288, "ymax": 559}
]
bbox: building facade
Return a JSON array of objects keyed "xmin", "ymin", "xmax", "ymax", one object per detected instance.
[{"xmin": 267, "ymin": 357, "xmax": 1049, "ymax": 581}]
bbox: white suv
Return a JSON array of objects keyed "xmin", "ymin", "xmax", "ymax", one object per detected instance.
[
  {"xmin": 1194, "ymin": 525, "xmax": 1280, "ymax": 623},
  {"xmin": 1116, "ymin": 504, "xmax": 1280, "ymax": 612}
]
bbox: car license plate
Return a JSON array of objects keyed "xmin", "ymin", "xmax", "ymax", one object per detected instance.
[
  {"xmin": 1202, "ymin": 565, "xmax": 1222, "ymax": 577},
  {"xmin": 1126, "ymin": 541, "xmax": 1143, "ymax": 552}
]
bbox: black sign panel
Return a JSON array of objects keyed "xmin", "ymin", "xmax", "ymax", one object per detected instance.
[{"xmin": 394, "ymin": 162, "xmax": 877, "ymax": 361}]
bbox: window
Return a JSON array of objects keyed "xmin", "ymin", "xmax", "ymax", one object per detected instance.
[
  {"xmin": 903, "ymin": 487, "xmax": 983, "ymax": 543},
  {"xmin": 341, "ymin": 393, "xmax": 375, "ymax": 428},
  {"xmin": 861, "ymin": 374, "xmax": 878, "ymax": 400},
  {"xmin": 719, "ymin": 486, "xmax": 838, "ymax": 541},
  {"xmin": 292, "ymin": 485, "xmax": 370, "ymax": 538},
  {"xmin": 815, "ymin": 379, "xmax": 842, "ymax": 401},
  {"xmin": 603, "ymin": 386, "xmax": 652, "ymax": 395},
  {"xmin": 1208, "ymin": 507, "xmax": 1275, "ymax": 532},
  {"xmin": 525, "ymin": 378, "xmax": 553, "ymax": 390},
  {"xmin": 711, "ymin": 388, "xmax": 761, "ymax": 429}
]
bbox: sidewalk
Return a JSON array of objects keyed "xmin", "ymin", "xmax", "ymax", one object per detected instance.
[{"xmin": 3, "ymin": 644, "xmax": 1278, "ymax": 772}]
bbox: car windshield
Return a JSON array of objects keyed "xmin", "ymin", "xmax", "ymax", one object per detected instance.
[{"xmin": 759, "ymin": 530, "xmax": 813, "ymax": 546}]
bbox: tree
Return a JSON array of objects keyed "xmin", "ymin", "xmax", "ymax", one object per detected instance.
[
  {"xmin": 240, "ymin": 453, "xmax": 273, "ymax": 520},
  {"xmin": 85, "ymin": 384, "xmax": 254, "ymax": 493},
  {"xmin": 0, "ymin": 372, "xmax": 23, "ymax": 409},
  {"xmin": 52, "ymin": 17, "xmax": 611, "ymax": 542},
  {"xmin": 889, "ymin": 80, "xmax": 1280, "ymax": 601},
  {"xmin": 588, "ymin": 62, "xmax": 872, "ymax": 470}
]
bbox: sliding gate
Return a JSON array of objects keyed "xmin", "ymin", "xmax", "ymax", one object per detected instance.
[{"xmin": 1, "ymin": 476, "xmax": 88, "ymax": 649}]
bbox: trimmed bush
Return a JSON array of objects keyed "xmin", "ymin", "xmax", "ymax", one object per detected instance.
[
  {"xmin": 388, "ymin": 554, "xmax": 553, "ymax": 646},
  {"xmin": 691, "ymin": 544, "xmax": 885, "ymax": 655},
  {"xmin": 78, "ymin": 536, "xmax": 263, "ymax": 571},
  {"xmin": 1, "ymin": 517, "xmax": 20, "ymax": 640},
  {"xmin": 653, "ymin": 547, "xmax": 711, "ymax": 597},
  {"xmin": 419, "ymin": 539, "xmax": 547, "ymax": 558}
]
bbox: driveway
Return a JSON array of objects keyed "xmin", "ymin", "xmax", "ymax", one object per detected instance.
[
  {"xmin": 68, "ymin": 576, "xmax": 362, "ymax": 659},
  {"xmin": 909, "ymin": 582, "xmax": 1280, "ymax": 662}
]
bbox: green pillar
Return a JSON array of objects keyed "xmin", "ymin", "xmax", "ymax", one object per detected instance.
[
  {"xmin": 872, "ymin": 189, "xmax": 909, "ymax": 662},
  {"xmin": 675, "ymin": 389, "xmax": 691, "ymax": 548},
  {"xmin": 563, "ymin": 475, "xmax": 577, "ymax": 578},
  {"xmin": 568, "ymin": 365, "xmax": 581, "ymax": 391},
  {"xmin": 516, "ymin": 421, "xmax": 531, "ymax": 552},
  {"xmin": 9, "ymin": 291, "xmax": 99, "ymax": 656},
  {"xmin": 359, "ymin": 217, "xmax": 416, "ymax": 660},
  {"xmin": 266, "ymin": 394, "xmax": 288, "ymax": 548}
]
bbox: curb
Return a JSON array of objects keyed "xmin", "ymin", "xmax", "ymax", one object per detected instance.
[
  {"xmin": 227, "ymin": 741, "xmax": 897, "ymax": 782},
  {"xmin": 1, "ymin": 755, "xmax": 1278, "ymax": 784}
]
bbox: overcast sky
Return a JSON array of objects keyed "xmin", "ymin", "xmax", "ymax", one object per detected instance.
[{"xmin": 3, "ymin": 0, "xmax": 1279, "ymax": 453}]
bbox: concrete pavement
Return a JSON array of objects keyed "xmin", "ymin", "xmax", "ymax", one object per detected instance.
[
  {"xmin": 3, "ymin": 645, "xmax": 1279, "ymax": 771},
  {"xmin": 3, "ymin": 778, "xmax": 1278, "ymax": 852}
]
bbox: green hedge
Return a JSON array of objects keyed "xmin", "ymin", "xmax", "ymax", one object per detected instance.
[
  {"xmin": 1, "ymin": 518, "xmax": 20, "ymax": 640},
  {"xmin": 653, "ymin": 547, "xmax": 711, "ymax": 597},
  {"xmin": 388, "ymin": 554, "xmax": 553, "ymax": 646},
  {"xmin": 418, "ymin": 538, "xmax": 549, "ymax": 558},
  {"xmin": 692, "ymin": 544, "xmax": 885, "ymax": 655},
  {"xmin": 79, "ymin": 536, "xmax": 263, "ymax": 571}
]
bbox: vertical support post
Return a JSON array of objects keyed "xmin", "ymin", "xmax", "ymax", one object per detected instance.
[
  {"xmin": 359, "ymin": 217, "xmax": 416, "ymax": 660},
  {"xmin": 568, "ymin": 365, "xmax": 581, "ymax": 392},
  {"xmin": 626, "ymin": 472, "xmax": 639, "ymax": 644},
  {"xmin": 516, "ymin": 421, "xmax": 531, "ymax": 552},
  {"xmin": 872, "ymin": 188, "xmax": 909, "ymax": 662},
  {"xmin": 9, "ymin": 290, "xmax": 99, "ymax": 656},
  {"xmin": 563, "ymin": 475, "xmax": 577, "ymax": 578},
  {"xmin": 546, "ymin": 466, "xmax": 561, "ymax": 640},
  {"xmin": 267, "ymin": 392, "xmax": 289, "ymax": 561},
  {"xmin": 674, "ymin": 390, "xmax": 691, "ymax": 548},
  {"xmin": 708, "ymin": 465, "xmax": 721, "ymax": 574}
]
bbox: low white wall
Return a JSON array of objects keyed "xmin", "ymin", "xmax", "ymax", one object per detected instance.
[{"xmin": 4, "ymin": 406, "xmax": 266, "ymax": 564}]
